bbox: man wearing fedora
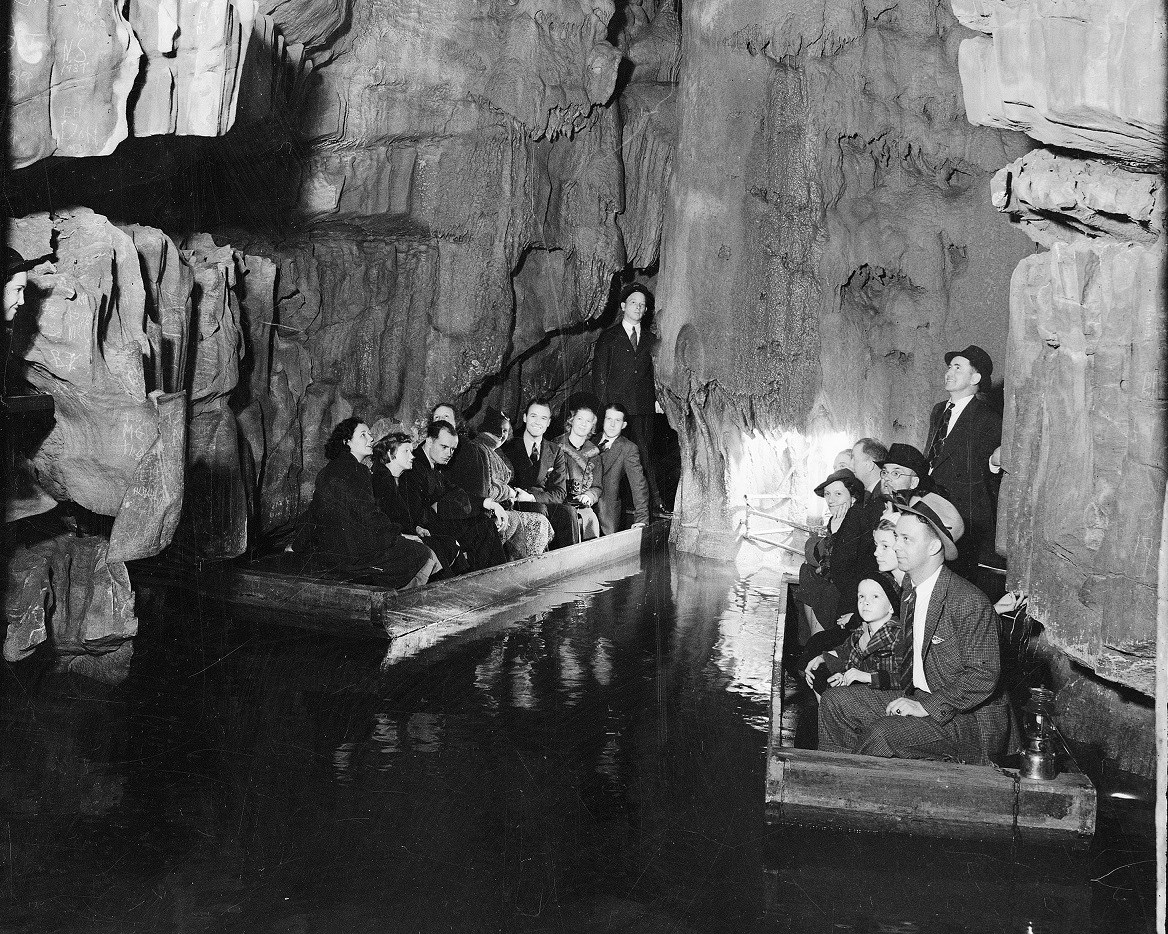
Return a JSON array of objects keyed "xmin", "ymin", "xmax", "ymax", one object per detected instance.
[
  {"xmin": 875, "ymin": 442, "xmax": 932, "ymax": 515},
  {"xmin": 817, "ymin": 492, "xmax": 1012, "ymax": 764},
  {"xmin": 923, "ymin": 345, "xmax": 1001, "ymax": 583}
]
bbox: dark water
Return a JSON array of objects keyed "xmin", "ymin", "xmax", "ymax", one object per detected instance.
[{"xmin": 1, "ymin": 550, "xmax": 1157, "ymax": 933}]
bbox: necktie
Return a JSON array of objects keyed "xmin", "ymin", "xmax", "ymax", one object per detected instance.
[
  {"xmin": 599, "ymin": 437, "xmax": 610, "ymax": 453},
  {"xmin": 896, "ymin": 575, "xmax": 916, "ymax": 690},
  {"xmin": 529, "ymin": 442, "xmax": 540, "ymax": 468},
  {"xmin": 630, "ymin": 326, "xmax": 639, "ymax": 351},
  {"xmin": 928, "ymin": 401, "xmax": 954, "ymax": 468}
]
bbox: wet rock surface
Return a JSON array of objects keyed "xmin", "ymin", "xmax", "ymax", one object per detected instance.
[
  {"xmin": 656, "ymin": 0, "xmax": 1034, "ymax": 555},
  {"xmin": 951, "ymin": 0, "xmax": 1165, "ymax": 763}
]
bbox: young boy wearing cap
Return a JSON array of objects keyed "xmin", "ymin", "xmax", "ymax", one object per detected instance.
[
  {"xmin": 805, "ymin": 575, "xmax": 903, "ymax": 695},
  {"xmin": 818, "ymin": 491, "xmax": 1013, "ymax": 765}
]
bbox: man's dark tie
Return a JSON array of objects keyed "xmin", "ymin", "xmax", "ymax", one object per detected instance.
[
  {"xmin": 599, "ymin": 437, "xmax": 610, "ymax": 453},
  {"xmin": 928, "ymin": 401, "xmax": 954, "ymax": 468},
  {"xmin": 896, "ymin": 575, "xmax": 916, "ymax": 690},
  {"xmin": 630, "ymin": 326, "xmax": 639, "ymax": 351},
  {"xmin": 529, "ymin": 443, "xmax": 540, "ymax": 468}
]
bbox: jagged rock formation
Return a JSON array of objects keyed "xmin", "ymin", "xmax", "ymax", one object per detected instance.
[
  {"xmin": 654, "ymin": 0, "xmax": 1034, "ymax": 557},
  {"xmin": 950, "ymin": 0, "xmax": 1165, "ymax": 773},
  {"xmin": 3, "ymin": 211, "xmax": 256, "ymax": 671},
  {"xmin": 956, "ymin": 0, "xmax": 1165, "ymax": 165},
  {"xmin": 7, "ymin": 0, "xmax": 306, "ymax": 169}
]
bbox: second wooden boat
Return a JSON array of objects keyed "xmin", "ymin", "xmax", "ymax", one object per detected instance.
[{"xmin": 131, "ymin": 519, "xmax": 669, "ymax": 641}]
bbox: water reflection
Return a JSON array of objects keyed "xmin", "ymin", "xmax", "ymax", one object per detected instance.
[{"xmin": 0, "ymin": 547, "xmax": 1155, "ymax": 934}]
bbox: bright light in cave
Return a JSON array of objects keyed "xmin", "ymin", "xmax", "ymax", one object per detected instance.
[{"xmin": 727, "ymin": 426, "xmax": 855, "ymax": 575}]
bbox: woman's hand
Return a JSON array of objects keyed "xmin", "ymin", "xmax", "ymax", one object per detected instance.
[
  {"xmin": 803, "ymin": 655, "xmax": 825, "ymax": 689},
  {"xmin": 827, "ymin": 499, "xmax": 849, "ymax": 521},
  {"xmin": 828, "ymin": 668, "xmax": 871, "ymax": 688},
  {"xmin": 415, "ymin": 526, "xmax": 430, "ymax": 538},
  {"xmin": 835, "ymin": 612, "xmax": 853, "ymax": 628},
  {"xmin": 514, "ymin": 488, "xmax": 536, "ymax": 503},
  {"xmin": 402, "ymin": 533, "xmax": 423, "ymax": 544}
]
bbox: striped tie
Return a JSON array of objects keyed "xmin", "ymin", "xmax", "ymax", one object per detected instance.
[
  {"xmin": 896, "ymin": 575, "xmax": 916, "ymax": 690},
  {"xmin": 928, "ymin": 401, "xmax": 953, "ymax": 468}
]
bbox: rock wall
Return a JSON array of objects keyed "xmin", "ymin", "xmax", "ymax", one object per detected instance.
[
  {"xmin": 655, "ymin": 0, "xmax": 1034, "ymax": 557},
  {"xmin": 7, "ymin": 0, "xmax": 304, "ymax": 169},
  {"xmin": 948, "ymin": 0, "xmax": 1165, "ymax": 771},
  {"xmin": 3, "ymin": 211, "xmax": 257, "ymax": 674},
  {"xmin": 3, "ymin": 1, "xmax": 679, "ymax": 674}
]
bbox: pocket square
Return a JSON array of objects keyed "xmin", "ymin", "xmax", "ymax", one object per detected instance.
[{"xmin": 930, "ymin": 636, "xmax": 947, "ymax": 645}]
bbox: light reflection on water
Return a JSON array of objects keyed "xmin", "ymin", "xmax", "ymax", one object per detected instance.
[{"xmin": 0, "ymin": 548, "xmax": 1154, "ymax": 934}]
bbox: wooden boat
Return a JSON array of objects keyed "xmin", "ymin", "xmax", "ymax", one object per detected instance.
[
  {"xmin": 131, "ymin": 519, "xmax": 669, "ymax": 641},
  {"xmin": 765, "ymin": 574, "xmax": 1097, "ymax": 846}
]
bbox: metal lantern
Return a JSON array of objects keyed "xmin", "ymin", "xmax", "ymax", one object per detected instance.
[{"xmin": 1020, "ymin": 687, "xmax": 1060, "ymax": 780}]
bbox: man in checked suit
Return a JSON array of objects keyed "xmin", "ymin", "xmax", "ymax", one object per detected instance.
[
  {"xmin": 499, "ymin": 399, "xmax": 579, "ymax": 547},
  {"xmin": 818, "ymin": 492, "xmax": 1012, "ymax": 764},
  {"xmin": 923, "ymin": 345, "xmax": 1002, "ymax": 582},
  {"xmin": 596, "ymin": 403, "xmax": 650, "ymax": 535},
  {"xmin": 592, "ymin": 283, "xmax": 667, "ymax": 515}
]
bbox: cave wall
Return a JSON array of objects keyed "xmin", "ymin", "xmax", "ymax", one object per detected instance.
[
  {"xmin": 654, "ymin": 0, "xmax": 1035, "ymax": 557},
  {"xmin": 4, "ymin": 1, "xmax": 679, "ymax": 672},
  {"xmin": 948, "ymin": 0, "xmax": 1165, "ymax": 773}
]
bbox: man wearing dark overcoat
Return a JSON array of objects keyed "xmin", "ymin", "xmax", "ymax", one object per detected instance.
[
  {"xmin": 591, "ymin": 282, "xmax": 666, "ymax": 514},
  {"xmin": 407, "ymin": 420, "xmax": 507, "ymax": 570},
  {"xmin": 923, "ymin": 345, "xmax": 1001, "ymax": 581}
]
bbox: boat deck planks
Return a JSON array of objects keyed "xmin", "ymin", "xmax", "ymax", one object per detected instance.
[
  {"xmin": 765, "ymin": 574, "xmax": 1097, "ymax": 845},
  {"xmin": 132, "ymin": 520, "xmax": 668, "ymax": 640}
]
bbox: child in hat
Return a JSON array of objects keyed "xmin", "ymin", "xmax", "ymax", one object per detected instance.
[{"xmin": 825, "ymin": 575, "xmax": 904, "ymax": 690}]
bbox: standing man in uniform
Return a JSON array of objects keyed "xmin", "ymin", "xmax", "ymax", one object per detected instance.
[
  {"xmin": 923, "ymin": 345, "xmax": 1001, "ymax": 584},
  {"xmin": 592, "ymin": 282, "xmax": 668, "ymax": 516}
]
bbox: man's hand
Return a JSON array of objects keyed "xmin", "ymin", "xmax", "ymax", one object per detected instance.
[
  {"xmin": 885, "ymin": 697, "xmax": 928, "ymax": 718},
  {"xmin": 578, "ymin": 491, "xmax": 596, "ymax": 506},
  {"xmin": 835, "ymin": 612, "xmax": 853, "ymax": 628},
  {"xmin": 631, "ymin": 521, "xmax": 646, "ymax": 529},
  {"xmin": 415, "ymin": 526, "xmax": 430, "ymax": 538},
  {"xmin": 402, "ymin": 533, "xmax": 423, "ymax": 544}
]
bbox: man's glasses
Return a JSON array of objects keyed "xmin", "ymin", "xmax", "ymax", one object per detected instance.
[{"xmin": 880, "ymin": 468, "xmax": 916, "ymax": 481}]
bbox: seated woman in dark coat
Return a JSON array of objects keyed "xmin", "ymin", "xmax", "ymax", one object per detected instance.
[
  {"xmin": 371, "ymin": 430, "xmax": 466, "ymax": 574},
  {"xmin": 307, "ymin": 418, "xmax": 439, "ymax": 589},
  {"xmin": 795, "ymin": 467, "xmax": 871, "ymax": 640}
]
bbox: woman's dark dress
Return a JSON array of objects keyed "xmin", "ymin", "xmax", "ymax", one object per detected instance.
[
  {"xmin": 371, "ymin": 464, "xmax": 463, "ymax": 571},
  {"xmin": 308, "ymin": 453, "xmax": 432, "ymax": 588},
  {"xmin": 796, "ymin": 503, "xmax": 869, "ymax": 625}
]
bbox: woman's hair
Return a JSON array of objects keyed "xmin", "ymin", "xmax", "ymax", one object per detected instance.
[
  {"xmin": 373, "ymin": 429, "xmax": 415, "ymax": 464},
  {"xmin": 565, "ymin": 403, "xmax": 597, "ymax": 435},
  {"xmin": 324, "ymin": 417, "xmax": 364, "ymax": 460},
  {"xmin": 479, "ymin": 407, "xmax": 509, "ymax": 438},
  {"xmin": 372, "ymin": 431, "xmax": 413, "ymax": 465}
]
